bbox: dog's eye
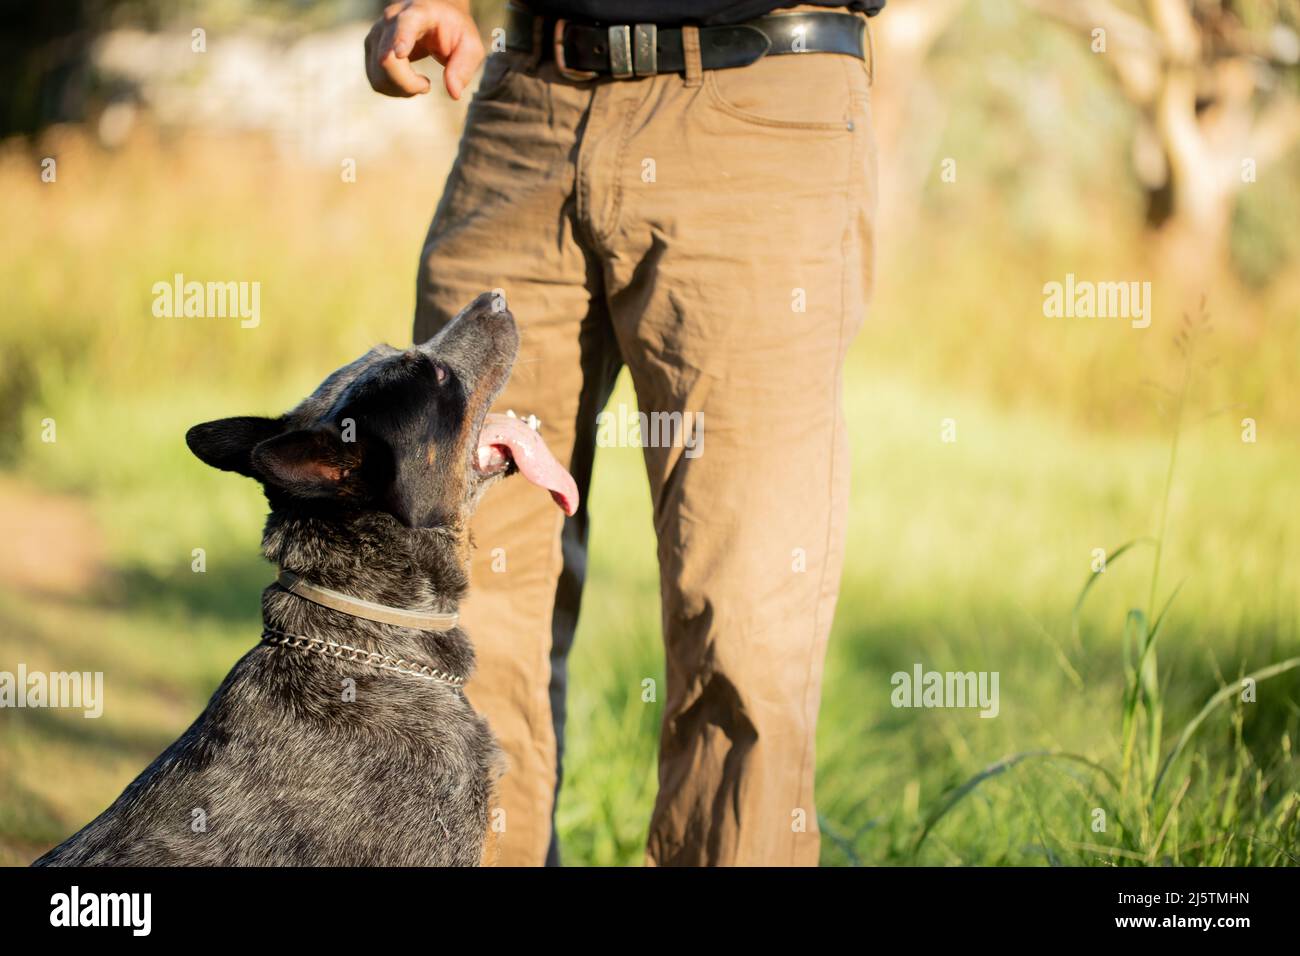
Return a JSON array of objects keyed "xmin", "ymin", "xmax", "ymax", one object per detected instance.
[{"xmin": 434, "ymin": 363, "xmax": 448, "ymax": 385}]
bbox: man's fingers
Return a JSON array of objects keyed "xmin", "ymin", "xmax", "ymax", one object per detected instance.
[
  {"xmin": 364, "ymin": 1, "xmax": 482, "ymax": 99},
  {"xmin": 380, "ymin": 49, "xmax": 433, "ymax": 96},
  {"xmin": 366, "ymin": 9, "xmax": 432, "ymax": 97},
  {"xmin": 391, "ymin": 5, "xmax": 435, "ymax": 60},
  {"xmin": 442, "ymin": 31, "xmax": 485, "ymax": 100}
]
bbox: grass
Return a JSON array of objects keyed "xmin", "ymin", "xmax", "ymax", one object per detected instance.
[
  {"xmin": 1, "ymin": 123, "xmax": 1298, "ymax": 867},
  {"xmin": 904, "ymin": 305, "xmax": 1300, "ymax": 866}
]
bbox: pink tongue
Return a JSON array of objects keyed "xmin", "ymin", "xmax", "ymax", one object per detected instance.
[{"xmin": 477, "ymin": 413, "xmax": 579, "ymax": 516}]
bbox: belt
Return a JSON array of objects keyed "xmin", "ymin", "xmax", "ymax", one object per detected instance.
[{"xmin": 504, "ymin": 5, "xmax": 868, "ymax": 79}]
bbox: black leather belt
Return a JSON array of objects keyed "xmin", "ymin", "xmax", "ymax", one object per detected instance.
[{"xmin": 505, "ymin": 5, "xmax": 868, "ymax": 79}]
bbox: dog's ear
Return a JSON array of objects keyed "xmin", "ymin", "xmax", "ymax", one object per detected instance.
[
  {"xmin": 186, "ymin": 416, "xmax": 284, "ymax": 478},
  {"xmin": 249, "ymin": 426, "xmax": 370, "ymax": 499}
]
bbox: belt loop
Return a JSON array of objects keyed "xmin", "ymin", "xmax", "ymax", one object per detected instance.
[
  {"xmin": 682, "ymin": 24, "xmax": 703, "ymax": 87},
  {"xmin": 862, "ymin": 17, "xmax": 874, "ymax": 87}
]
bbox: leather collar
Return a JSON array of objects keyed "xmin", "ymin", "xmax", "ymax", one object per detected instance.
[{"xmin": 276, "ymin": 569, "xmax": 459, "ymax": 632}]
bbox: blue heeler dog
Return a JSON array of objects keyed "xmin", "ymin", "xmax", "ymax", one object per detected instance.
[{"xmin": 34, "ymin": 293, "xmax": 578, "ymax": 866}]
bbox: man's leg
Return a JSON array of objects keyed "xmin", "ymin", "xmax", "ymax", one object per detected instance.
[
  {"xmin": 590, "ymin": 40, "xmax": 877, "ymax": 865},
  {"xmin": 415, "ymin": 54, "xmax": 618, "ymax": 865}
]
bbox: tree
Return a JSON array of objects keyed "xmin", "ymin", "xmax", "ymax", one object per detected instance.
[{"xmin": 1024, "ymin": 0, "xmax": 1300, "ymax": 285}]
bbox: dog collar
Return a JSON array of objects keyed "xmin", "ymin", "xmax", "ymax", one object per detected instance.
[
  {"xmin": 261, "ymin": 627, "xmax": 466, "ymax": 687},
  {"xmin": 276, "ymin": 569, "xmax": 460, "ymax": 632}
]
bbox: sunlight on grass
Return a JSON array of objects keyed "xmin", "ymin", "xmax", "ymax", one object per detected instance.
[{"xmin": 2, "ymin": 127, "xmax": 1296, "ymax": 866}]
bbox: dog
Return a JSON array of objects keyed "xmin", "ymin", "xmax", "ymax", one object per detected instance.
[{"xmin": 33, "ymin": 293, "xmax": 578, "ymax": 866}]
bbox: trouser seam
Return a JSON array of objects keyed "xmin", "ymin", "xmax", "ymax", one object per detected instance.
[
  {"xmin": 788, "ymin": 84, "xmax": 858, "ymax": 865},
  {"xmin": 583, "ymin": 80, "xmax": 650, "ymax": 251}
]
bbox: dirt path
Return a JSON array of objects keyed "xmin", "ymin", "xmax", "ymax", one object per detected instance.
[{"xmin": 0, "ymin": 474, "xmax": 106, "ymax": 598}]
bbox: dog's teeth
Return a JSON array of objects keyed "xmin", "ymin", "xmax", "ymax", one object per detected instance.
[
  {"xmin": 526, "ymin": 415, "xmax": 540, "ymax": 431},
  {"xmin": 506, "ymin": 409, "xmax": 517, "ymax": 418}
]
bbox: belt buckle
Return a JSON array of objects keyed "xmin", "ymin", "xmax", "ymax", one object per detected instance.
[
  {"xmin": 553, "ymin": 19, "xmax": 598, "ymax": 80},
  {"xmin": 609, "ymin": 23, "xmax": 657, "ymax": 78},
  {"xmin": 633, "ymin": 24, "xmax": 658, "ymax": 77},
  {"xmin": 608, "ymin": 25, "xmax": 633, "ymax": 78}
]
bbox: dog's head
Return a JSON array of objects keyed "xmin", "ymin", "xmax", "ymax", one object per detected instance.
[{"xmin": 185, "ymin": 292, "xmax": 578, "ymax": 528}]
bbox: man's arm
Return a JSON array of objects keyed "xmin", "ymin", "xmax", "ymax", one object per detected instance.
[{"xmin": 364, "ymin": 0, "xmax": 485, "ymax": 100}]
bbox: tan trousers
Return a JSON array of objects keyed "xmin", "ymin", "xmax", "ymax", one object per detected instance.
[{"xmin": 414, "ymin": 18, "xmax": 876, "ymax": 866}]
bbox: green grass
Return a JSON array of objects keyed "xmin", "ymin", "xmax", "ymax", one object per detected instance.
[
  {"xmin": 563, "ymin": 368, "xmax": 1300, "ymax": 866},
  {"xmin": 1, "ymin": 126, "xmax": 1297, "ymax": 866}
]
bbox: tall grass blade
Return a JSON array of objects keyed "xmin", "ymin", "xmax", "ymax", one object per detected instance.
[
  {"xmin": 915, "ymin": 750, "xmax": 1120, "ymax": 853},
  {"xmin": 1119, "ymin": 608, "xmax": 1147, "ymax": 791},
  {"xmin": 1069, "ymin": 538, "xmax": 1155, "ymax": 649},
  {"xmin": 1152, "ymin": 657, "xmax": 1300, "ymax": 799}
]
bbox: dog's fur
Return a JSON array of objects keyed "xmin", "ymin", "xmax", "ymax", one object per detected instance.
[{"xmin": 34, "ymin": 293, "xmax": 518, "ymax": 866}]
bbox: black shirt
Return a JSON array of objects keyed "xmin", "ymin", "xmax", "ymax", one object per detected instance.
[{"xmin": 527, "ymin": 2, "xmax": 885, "ymax": 26}]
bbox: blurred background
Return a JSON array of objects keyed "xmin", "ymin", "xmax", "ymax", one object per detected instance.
[{"xmin": 1, "ymin": 0, "xmax": 1298, "ymax": 866}]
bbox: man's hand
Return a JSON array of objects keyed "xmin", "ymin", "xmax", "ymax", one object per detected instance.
[{"xmin": 364, "ymin": 1, "xmax": 484, "ymax": 100}]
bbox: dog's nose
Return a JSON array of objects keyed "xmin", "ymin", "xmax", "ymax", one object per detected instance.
[
  {"xmin": 461, "ymin": 290, "xmax": 505, "ymax": 320},
  {"xmin": 418, "ymin": 292, "xmax": 516, "ymax": 347},
  {"xmin": 466, "ymin": 291, "xmax": 514, "ymax": 333}
]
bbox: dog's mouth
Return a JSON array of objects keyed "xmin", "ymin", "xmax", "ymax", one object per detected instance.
[{"xmin": 473, "ymin": 411, "xmax": 579, "ymax": 516}]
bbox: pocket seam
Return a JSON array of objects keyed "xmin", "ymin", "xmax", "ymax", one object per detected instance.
[{"xmin": 703, "ymin": 65, "xmax": 851, "ymax": 132}]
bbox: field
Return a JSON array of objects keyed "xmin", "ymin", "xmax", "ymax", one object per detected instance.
[{"xmin": 2, "ymin": 29, "xmax": 1300, "ymax": 865}]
